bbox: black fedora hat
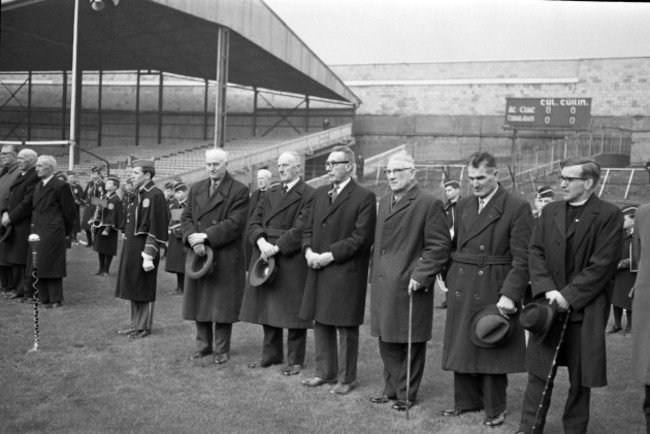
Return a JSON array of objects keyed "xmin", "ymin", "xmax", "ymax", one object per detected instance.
[
  {"xmin": 249, "ymin": 256, "xmax": 278, "ymax": 287},
  {"xmin": 185, "ymin": 245, "xmax": 214, "ymax": 279},
  {"xmin": 519, "ymin": 299, "xmax": 556, "ymax": 338},
  {"xmin": 0, "ymin": 225, "xmax": 12, "ymax": 243},
  {"xmin": 467, "ymin": 304, "xmax": 515, "ymax": 348}
]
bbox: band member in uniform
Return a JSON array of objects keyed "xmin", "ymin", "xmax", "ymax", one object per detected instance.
[
  {"xmin": 81, "ymin": 166, "xmax": 105, "ymax": 248},
  {"xmin": 67, "ymin": 170, "xmax": 84, "ymax": 245},
  {"xmin": 165, "ymin": 182, "xmax": 188, "ymax": 295},
  {"xmin": 92, "ymin": 175, "xmax": 123, "ymax": 276},
  {"xmin": 181, "ymin": 149, "xmax": 249, "ymax": 364},
  {"xmin": 115, "ymin": 159, "xmax": 168, "ymax": 339}
]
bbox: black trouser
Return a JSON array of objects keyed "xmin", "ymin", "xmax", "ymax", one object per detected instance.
[
  {"xmin": 195, "ymin": 322, "xmax": 232, "ymax": 355},
  {"xmin": 12, "ymin": 265, "xmax": 26, "ymax": 297},
  {"xmin": 453, "ymin": 372, "xmax": 508, "ymax": 418},
  {"xmin": 261, "ymin": 324, "xmax": 306, "ymax": 366},
  {"xmin": 0, "ymin": 265, "xmax": 14, "ymax": 291},
  {"xmin": 644, "ymin": 385, "xmax": 650, "ymax": 434},
  {"xmin": 130, "ymin": 301, "xmax": 155, "ymax": 332},
  {"xmin": 519, "ymin": 321, "xmax": 590, "ymax": 434},
  {"xmin": 38, "ymin": 278, "xmax": 64, "ymax": 303},
  {"xmin": 176, "ymin": 273, "xmax": 184, "ymax": 291},
  {"xmin": 612, "ymin": 306, "xmax": 632, "ymax": 329},
  {"xmin": 378, "ymin": 339, "xmax": 427, "ymax": 401},
  {"xmin": 97, "ymin": 253, "xmax": 114, "ymax": 274},
  {"xmin": 313, "ymin": 322, "xmax": 359, "ymax": 384}
]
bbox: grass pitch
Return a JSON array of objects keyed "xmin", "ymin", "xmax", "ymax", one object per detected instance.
[{"xmin": 0, "ymin": 241, "xmax": 645, "ymax": 433}]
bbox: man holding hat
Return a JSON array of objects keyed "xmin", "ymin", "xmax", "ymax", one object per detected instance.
[
  {"xmin": 81, "ymin": 166, "xmax": 105, "ymax": 248},
  {"xmin": 92, "ymin": 175, "xmax": 122, "ymax": 276},
  {"xmin": 181, "ymin": 148, "xmax": 249, "ymax": 364},
  {"xmin": 115, "ymin": 159, "xmax": 168, "ymax": 338},
  {"xmin": 240, "ymin": 151, "xmax": 314, "ymax": 376},
  {"xmin": 441, "ymin": 152, "xmax": 532, "ymax": 428},
  {"xmin": 369, "ymin": 151, "xmax": 451, "ymax": 411},
  {"xmin": 516, "ymin": 157, "xmax": 623, "ymax": 434},
  {"xmin": 164, "ymin": 182, "xmax": 188, "ymax": 295}
]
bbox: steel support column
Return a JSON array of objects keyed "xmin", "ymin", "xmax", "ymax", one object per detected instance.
[
  {"xmin": 135, "ymin": 70, "xmax": 141, "ymax": 146},
  {"xmin": 203, "ymin": 79, "xmax": 209, "ymax": 141},
  {"xmin": 61, "ymin": 71, "xmax": 67, "ymax": 140},
  {"xmin": 213, "ymin": 27, "xmax": 229, "ymax": 148},
  {"xmin": 304, "ymin": 95, "xmax": 309, "ymax": 133},
  {"xmin": 253, "ymin": 87, "xmax": 258, "ymax": 137},
  {"xmin": 97, "ymin": 70, "xmax": 103, "ymax": 147},
  {"xmin": 157, "ymin": 72, "xmax": 163, "ymax": 145},
  {"xmin": 27, "ymin": 71, "xmax": 32, "ymax": 141}
]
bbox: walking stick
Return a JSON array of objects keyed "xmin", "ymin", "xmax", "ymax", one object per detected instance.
[
  {"xmin": 531, "ymin": 311, "xmax": 570, "ymax": 432},
  {"xmin": 27, "ymin": 234, "xmax": 40, "ymax": 353},
  {"xmin": 406, "ymin": 289, "xmax": 413, "ymax": 420}
]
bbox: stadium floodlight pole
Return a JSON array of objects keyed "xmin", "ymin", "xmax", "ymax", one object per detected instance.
[{"xmin": 68, "ymin": 0, "xmax": 80, "ymax": 171}]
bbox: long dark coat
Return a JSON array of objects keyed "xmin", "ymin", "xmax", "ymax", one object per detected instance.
[
  {"xmin": 527, "ymin": 195, "xmax": 623, "ymax": 388},
  {"xmin": 81, "ymin": 179, "xmax": 104, "ymax": 231},
  {"xmin": 240, "ymin": 179, "xmax": 314, "ymax": 329},
  {"xmin": 0, "ymin": 163, "xmax": 21, "ymax": 265},
  {"xmin": 115, "ymin": 181, "xmax": 169, "ymax": 302},
  {"xmin": 632, "ymin": 205, "xmax": 650, "ymax": 384},
  {"xmin": 5, "ymin": 167, "xmax": 39, "ymax": 266},
  {"xmin": 93, "ymin": 192, "xmax": 123, "ymax": 256},
  {"xmin": 370, "ymin": 186, "xmax": 451, "ymax": 343},
  {"xmin": 244, "ymin": 188, "xmax": 266, "ymax": 269},
  {"xmin": 611, "ymin": 230, "xmax": 634, "ymax": 310},
  {"xmin": 164, "ymin": 200, "xmax": 187, "ymax": 274},
  {"xmin": 69, "ymin": 182, "xmax": 84, "ymax": 234},
  {"xmin": 442, "ymin": 186, "xmax": 532, "ymax": 374},
  {"xmin": 28, "ymin": 178, "xmax": 76, "ymax": 278},
  {"xmin": 300, "ymin": 179, "xmax": 376, "ymax": 327},
  {"xmin": 181, "ymin": 172, "xmax": 249, "ymax": 323}
]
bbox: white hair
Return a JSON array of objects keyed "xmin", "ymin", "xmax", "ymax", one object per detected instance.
[
  {"xmin": 36, "ymin": 155, "xmax": 57, "ymax": 169},
  {"xmin": 205, "ymin": 148, "xmax": 228, "ymax": 162},
  {"xmin": 18, "ymin": 148, "xmax": 38, "ymax": 163},
  {"xmin": 388, "ymin": 151, "xmax": 415, "ymax": 168},
  {"xmin": 257, "ymin": 169, "xmax": 272, "ymax": 179}
]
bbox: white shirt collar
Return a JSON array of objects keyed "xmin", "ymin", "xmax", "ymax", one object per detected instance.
[
  {"xmin": 480, "ymin": 184, "xmax": 499, "ymax": 206},
  {"xmin": 284, "ymin": 177, "xmax": 300, "ymax": 192},
  {"xmin": 335, "ymin": 177, "xmax": 351, "ymax": 192},
  {"xmin": 42, "ymin": 175, "xmax": 54, "ymax": 186}
]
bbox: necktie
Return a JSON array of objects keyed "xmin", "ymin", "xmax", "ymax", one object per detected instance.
[
  {"xmin": 391, "ymin": 195, "xmax": 398, "ymax": 211},
  {"xmin": 282, "ymin": 184, "xmax": 288, "ymax": 196},
  {"xmin": 478, "ymin": 199, "xmax": 485, "ymax": 214},
  {"xmin": 328, "ymin": 184, "xmax": 339, "ymax": 204},
  {"xmin": 209, "ymin": 180, "xmax": 217, "ymax": 196}
]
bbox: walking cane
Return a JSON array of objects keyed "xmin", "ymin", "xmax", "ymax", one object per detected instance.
[
  {"xmin": 406, "ymin": 288, "xmax": 413, "ymax": 420},
  {"xmin": 531, "ymin": 311, "xmax": 570, "ymax": 432},
  {"xmin": 27, "ymin": 234, "xmax": 40, "ymax": 353}
]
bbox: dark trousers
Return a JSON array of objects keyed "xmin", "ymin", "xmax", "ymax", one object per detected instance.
[
  {"xmin": 195, "ymin": 321, "xmax": 232, "ymax": 355},
  {"xmin": 0, "ymin": 264, "xmax": 14, "ymax": 291},
  {"xmin": 84, "ymin": 230, "xmax": 93, "ymax": 246},
  {"xmin": 261, "ymin": 324, "xmax": 306, "ymax": 366},
  {"xmin": 314, "ymin": 322, "xmax": 359, "ymax": 384},
  {"xmin": 130, "ymin": 301, "xmax": 155, "ymax": 331},
  {"xmin": 644, "ymin": 385, "xmax": 650, "ymax": 434},
  {"xmin": 519, "ymin": 321, "xmax": 590, "ymax": 434},
  {"xmin": 97, "ymin": 253, "xmax": 114, "ymax": 274},
  {"xmin": 176, "ymin": 273, "xmax": 185, "ymax": 291},
  {"xmin": 453, "ymin": 372, "xmax": 508, "ymax": 418},
  {"xmin": 37, "ymin": 278, "xmax": 63, "ymax": 303},
  {"xmin": 378, "ymin": 339, "xmax": 427, "ymax": 401},
  {"xmin": 11, "ymin": 265, "xmax": 26, "ymax": 296}
]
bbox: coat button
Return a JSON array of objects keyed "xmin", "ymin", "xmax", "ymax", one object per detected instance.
[
  {"xmin": 455, "ymin": 291, "xmax": 461, "ymax": 296},
  {"xmin": 380, "ymin": 250, "xmax": 386, "ymax": 255},
  {"xmin": 473, "ymin": 294, "xmax": 479, "ymax": 300},
  {"xmin": 479, "ymin": 245, "xmax": 485, "ymax": 251},
  {"xmin": 459, "ymin": 267, "xmax": 463, "ymax": 273},
  {"xmin": 478, "ymin": 270, "xmax": 484, "ymax": 276}
]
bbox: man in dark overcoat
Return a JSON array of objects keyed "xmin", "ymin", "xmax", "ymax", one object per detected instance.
[
  {"xmin": 81, "ymin": 166, "xmax": 104, "ymax": 248},
  {"xmin": 369, "ymin": 152, "xmax": 451, "ymax": 411},
  {"xmin": 92, "ymin": 175, "xmax": 123, "ymax": 276},
  {"xmin": 516, "ymin": 157, "xmax": 623, "ymax": 434},
  {"xmin": 244, "ymin": 168, "xmax": 272, "ymax": 269},
  {"xmin": 442, "ymin": 152, "xmax": 532, "ymax": 428},
  {"xmin": 0, "ymin": 145, "xmax": 21, "ymax": 295},
  {"xmin": 181, "ymin": 148, "xmax": 249, "ymax": 364},
  {"xmin": 164, "ymin": 182, "xmax": 188, "ymax": 295},
  {"xmin": 240, "ymin": 152, "xmax": 314, "ymax": 376},
  {"xmin": 115, "ymin": 159, "xmax": 168, "ymax": 339},
  {"xmin": 300, "ymin": 145, "xmax": 376, "ymax": 395},
  {"xmin": 438, "ymin": 179, "xmax": 461, "ymax": 309},
  {"xmin": 2, "ymin": 149, "xmax": 39, "ymax": 301},
  {"xmin": 27, "ymin": 156, "xmax": 76, "ymax": 308}
]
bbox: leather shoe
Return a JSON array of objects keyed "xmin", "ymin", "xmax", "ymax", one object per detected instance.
[
  {"xmin": 117, "ymin": 328, "xmax": 138, "ymax": 336},
  {"xmin": 129, "ymin": 330, "xmax": 151, "ymax": 339},
  {"xmin": 301, "ymin": 377, "xmax": 336, "ymax": 387},
  {"xmin": 442, "ymin": 408, "xmax": 482, "ymax": 417},
  {"xmin": 5, "ymin": 292, "xmax": 22, "ymax": 299},
  {"xmin": 607, "ymin": 325, "xmax": 622, "ymax": 334},
  {"xmin": 330, "ymin": 381, "xmax": 357, "ymax": 395},
  {"xmin": 92, "ymin": 270, "xmax": 105, "ymax": 276},
  {"xmin": 370, "ymin": 395, "xmax": 394, "ymax": 404},
  {"xmin": 42, "ymin": 303, "xmax": 53, "ymax": 309},
  {"xmin": 282, "ymin": 364, "xmax": 302, "ymax": 376},
  {"xmin": 248, "ymin": 360, "xmax": 282, "ymax": 369},
  {"xmin": 214, "ymin": 353, "xmax": 229, "ymax": 365},
  {"xmin": 50, "ymin": 302, "xmax": 62, "ymax": 309},
  {"xmin": 190, "ymin": 350, "xmax": 212, "ymax": 360},
  {"xmin": 392, "ymin": 399, "xmax": 416, "ymax": 411},
  {"xmin": 19, "ymin": 297, "xmax": 35, "ymax": 304},
  {"xmin": 483, "ymin": 410, "xmax": 507, "ymax": 427}
]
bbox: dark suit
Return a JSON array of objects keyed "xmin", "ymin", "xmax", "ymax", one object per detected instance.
[
  {"xmin": 244, "ymin": 188, "xmax": 267, "ymax": 268},
  {"xmin": 300, "ymin": 178, "xmax": 376, "ymax": 384},
  {"xmin": 519, "ymin": 195, "xmax": 623, "ymax": 434},
  {"xmin": 442, "ymin": 185, "xmax": 532, "ymax": 417},
  {"xmin": 240, "ymin": 179, "xmax": 314, "ymax": 366},
  {"xmin": 370, "ymin": 185, "xmax": 451, "ymax": 401},
  {"xmin": 28, "ymin": 177, "xmax": 76, "ymax": 303}
]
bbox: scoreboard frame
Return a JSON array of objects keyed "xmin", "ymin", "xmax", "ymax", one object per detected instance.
[{"xmin": 504, "ymin": 97, "xmax": 591, "ymax": 130}]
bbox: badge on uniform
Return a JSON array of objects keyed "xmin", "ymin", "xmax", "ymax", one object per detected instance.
[
  {"xmin": 108, "ymin": 203, "xmax": 114, "ymax": 210},
  {"xmin": 142, "ymin": 198, "xmax": 150, "ymax": 208}
]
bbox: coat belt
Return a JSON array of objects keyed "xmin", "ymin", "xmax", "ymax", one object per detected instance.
[
  {"xmin": 264, "ymin": 228, "xmax": 287, "ymax": 238},
  {"xmin": 451, "ymin": 252, "xmax": 512, "ymax": 267}
]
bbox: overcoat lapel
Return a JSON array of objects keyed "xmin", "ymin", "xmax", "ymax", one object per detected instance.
[
  {"xmin": 385, "ymin": 186, "xmax": 417, "ymax": 222},
  {"xmin": 460, "ymin": 188, "xmax": 505, "ymax": 248},
  {"xmin": 321, "ymin": 179, "xmax": 354, "ymax": 221},
  {"xmin": 264, "ymin": 180, "xmax": 305, "ymax": 223},
  {"xmin": 196, "ymin": 173, "xmax": 233, "ymax": 220},
  {"xmin": 33, "ymin": 181, "xmax": 53, "ymax": 210}
]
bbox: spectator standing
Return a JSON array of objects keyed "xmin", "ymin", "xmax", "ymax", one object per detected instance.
[
  {"xmin": 608, "ymin": 205, "xmax": 637, "ymax": 334},
  {"xmin": 81, "ymin": 166, "xmax": 105, "ymax": 248},
  {"xmin": 165, "ymin": 182, "xmax": 188, "ymax": 295},
  {"xmin": 0, "ymin": 145, "xmax": 21, "ymax": 294},
  {"xmin": 92, "ymin": 175, "xmax": 123, "ymax": 276},
  {"xmin": 244, "ymin": 168, "xmax": 272, "ymax": 268}
]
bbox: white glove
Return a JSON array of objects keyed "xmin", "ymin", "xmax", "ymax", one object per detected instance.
[{"xmin": 142, "ymin": 258, "xmax": 154, "ymax": 272}]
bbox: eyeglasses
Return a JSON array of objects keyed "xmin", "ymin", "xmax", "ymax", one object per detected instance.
[
  {"xmin": 384, "ymin": 167, "xmax": 414, "ymax": 175},
  {"xmin": 324, "ymin": 161, "xmax": 349, "ymax": 169},
  {"xmin": 558, "ymin": 176, "xmax": 588, "ymax": 183}
]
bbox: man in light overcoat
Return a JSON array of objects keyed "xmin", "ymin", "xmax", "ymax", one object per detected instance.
[{"xmin": 369, "ymin": 151, "xmax": 451, "ymax": 411}]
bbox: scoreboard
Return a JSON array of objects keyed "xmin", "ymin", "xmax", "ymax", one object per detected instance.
[{"xmin": 504, "ymin": 98, "xmax": 591, "ymax": 130}]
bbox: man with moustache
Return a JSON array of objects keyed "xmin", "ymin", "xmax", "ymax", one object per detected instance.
[
  {"xmin": 3, "ymin": 149, "xmax": 39, "ymax": 302},
  {"xmin": 0, "ymin": 145, "xmax": 21, "ymax": 295},
  {"xmin": 516, "ymin": 158, "xmax": 623, "ymax": 434},
  {"xmin": 441, "ymin": 152, "xmax": 532, "ymax": 428},
  {"xmin": 181, "ymin": 148, "xmax": 249, "ymax": 365},
  {"xmin": 240, "ymin": 152, "xmax": 314, "ymax": 376},
  {"xmin": 369, "ymin": 151, "xmax": 451, "ymax": 411},
  {"xmin": 300, "ymin": 145, "xmax": 376, "ymax": 395}
]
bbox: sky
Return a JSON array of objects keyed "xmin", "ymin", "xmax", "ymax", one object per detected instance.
[{"xmin": 264, "ymin": 0, "xmax": 650, "ymax": 65}]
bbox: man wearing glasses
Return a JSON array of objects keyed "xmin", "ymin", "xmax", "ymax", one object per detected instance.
[
  {"xmin": 369, "ymin": 151, "xmax": 451, "ymax": 411},
  {"xmin": 516, "ymin": 157, "xmax": 623, "ymax": 434},
  {"xmin": 441, "ymin": 151, "xmax": 532, "ymax": 428},
  {"xmin": 300, "ymin": 145, "xmax": 376, "ymax": 395}
]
